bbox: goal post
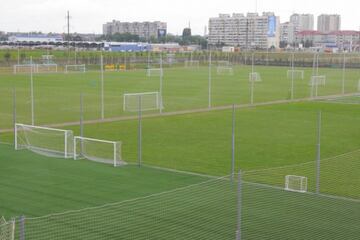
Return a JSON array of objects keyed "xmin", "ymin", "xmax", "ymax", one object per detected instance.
[
  {"xmin": 36, "ymin": 64, "xmax": 58, "ymax": 73},
  {"xmin": 285, "ymin": 175, "xmax": 307, "ymax": 193},
  {"xmin": 309, "ymin": 75, "xmax": 326, "ymax": 86},
  {"xmin": 74, "ymin": 136, "xmax": 125, "ymax": 167},
  {"xmin": 249, "ymin": 72, "xmax": 262, "ymax": 82},
  {"xmin": 185, "ymin": 60, "xmax": 200, "ymax": 68},
  {"xmin": 0, "ymin": 217, "xmax": 15, "ymax": 240},
  {"xmin": 15, "ymin": 123, "xmax": 74, "ymax": 159},
  {"xmin": 123, "ymin": 92, "xmax": 160, "ymax": 112},
  {"xmin": 13, "ymin": 64, "xmax": 37, "ymax": 74},
  {"xmin": 65, "ymin": 64, "xmax": 86, "ymax": 73},
  {"xmin": 147, "ymin": 68, "xmax": 163, "ymax": 77},
  {"xmin": 217, "ymin": 66, "xmax": 234, "ymax": 75},
  {"xmin": 287, "ymin": 70, "xmax": 304, "ymax": 79}
]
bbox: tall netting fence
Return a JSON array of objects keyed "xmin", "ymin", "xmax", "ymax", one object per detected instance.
[{"xmin": 11, "ymin": 171, "xmax": 360, "ymax": 239}]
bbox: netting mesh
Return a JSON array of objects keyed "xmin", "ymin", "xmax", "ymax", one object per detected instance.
[
  {"xmin": 217, "ymin": 67, "xmax": 234, "ymax": 75},
  {"xmin": 15, "ymin": 124, "xmax": 74, "ymax": 159},
  {"xmin": 146, "ymin": 68, "xmax": 163, "ymax": 77},
  {"xmin": 65, "ymin": 65, "xmax": 86, "ymax": 73},
  {"xmin": 287, "ymin": 70, "xmax": 304, "ymax": 79},
  {"xmin": 249, "ymin": 72, "xmax": 262, "ymax": 82},
  {"xmin": 123, "ymin": 92, "xmax": 159, "ymax": 112},
  {"xmin": 0, "ymin": 218, "xmax": 15, "ymax": 240},
  {"xmin": 243, "ymin": 150, "xmax": 360, "ymax": 200},
  {"xmin": 13, "ymin": 173, "xmax": 360, "ymax": 239},
  {"xmin": 74, "ymin": 137, "xmax": 124, "ymax": 167}
]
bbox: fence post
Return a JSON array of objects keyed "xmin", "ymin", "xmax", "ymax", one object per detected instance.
[
  {"xmin": 19, "ymin": 215, "xmax": 25, "ymax": 240},
  {"xmin": 236, "ymin": 170, "xmax": 242, "ymax": 240},
  {"xmin": 316, "ymin": 111, "xmax": 322, "ymax": 194}
]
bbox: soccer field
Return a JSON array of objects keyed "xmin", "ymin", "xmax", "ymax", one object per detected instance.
[
  {"xmin": 0, "ymin": 64, "xmax": 360, "ymax": 129},
  {"xmin": 0, "ymin": 62, "xmax": 360, "ymax": 239}
]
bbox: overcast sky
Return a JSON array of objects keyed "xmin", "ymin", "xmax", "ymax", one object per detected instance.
[{"xmin": 1, "ymin": 0, "xmax": 359, "ymax": 35}]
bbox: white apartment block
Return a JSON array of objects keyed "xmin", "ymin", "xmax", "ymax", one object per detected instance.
[
  {"xmin": 317, "ymin": 14, "xmax": 341, "ymax": 33},
  {"xmin": 103, "ymin": 20, "xmax": 167, "ymax": 39},
  {"xmin": 208, "ymin": 12, "xmax": 280, "ymax": 49}
]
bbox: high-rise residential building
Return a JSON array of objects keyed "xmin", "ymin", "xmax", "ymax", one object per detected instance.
[
  {"xmin": 103, "ymin": 20, "xmax": 167, "ymax": 40},
  {"xmin": 282, "ymin": 14, "xmax": 314, "ymax": 44},
  {"xmin": 290, "ymin": 14, "xmax": 314, "ymax": 32},
  {"xmin": 280, "ymin": 22, "xmax": 295, "ymax": 44},
  {"xmin": 208, "ymin": 12, "xmax": 280, "ymax": 49},
  {"xmin": 317, "ymin": 14, "xmax": 341, "ymax": 33}
]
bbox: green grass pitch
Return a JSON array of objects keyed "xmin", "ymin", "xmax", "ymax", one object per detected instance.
[{"xmin": 0, "ymin": 64, "xmax": 359, "ymax": 239}]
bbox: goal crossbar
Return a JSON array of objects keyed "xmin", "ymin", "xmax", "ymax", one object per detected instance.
[
  {"xmin": 74, "ymin": 136, "xmax": 124, "ymax": 167},
  {"xmin": 15, "ymin": 123, "xmax": 73, "ymax": 159}
]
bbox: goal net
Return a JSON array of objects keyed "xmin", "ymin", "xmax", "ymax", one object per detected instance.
[
  {"xmin": 147, "ymin": 68, "xmax": 163, "ymax": 77},
  {"xmin": 217, "ymin": 67, "xmax": 234, "ymax": 75},
  {"xmin": 217, "ymin": 61, "xmax": 231, "ymax": 67},
  {"xmin": 15, "ymin": 123, "xmax": 74, "ymax": 159},
  {"xmin": 65, "ymin": 64, "xmax": 86, "ymax": 73},
  {"xmin": 74, "ymin": 137, "xmax": 125, "ymax": 167},
  {"xmin": 185, "ymin": 60, "xmax": 200, "ymax": 68},
  {"xmin": 123, "ymin": 92, "xmax": 160, "ymax": 112},
  {"xmin": 36, "ymin": 64, "xmax": 58, "ymax": 73},
  {"xmin": 13, "ymin": 64, "xmax": 37, "ymax": 74},
  {"xmin": 285, "ymin": 175, "xmax": 307, "ymax": 193},
  {"xmin": 287, "ymin": 70, "xmax": 304, "ymax": 79},
  {"xmin": 249, "ymin": 72, "xmax": 262, "ymax": 82},
  {"xmin": 309, "ymin": 75, "xmax": 326, "ymax": 86},
  {"xmin": 0, "ymin": 217, "xmax": 15, "ymax": 240}
]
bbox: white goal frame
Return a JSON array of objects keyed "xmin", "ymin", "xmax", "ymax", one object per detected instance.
[
  {"xmin": 0, "ymin": 217, "xmax": 15, "ymax": 240},
  {"xmin": 249, "ymin": 72, "xmax": 262, "ymax": 82},
  {"xmin": 285, "ymin": 175, "xmax": 307, "ymax": 193},
  {"xmin": 74, "ymin": 136, "xmax": 124, "ymax": 167},
  {"xmin": 287, "ymin": 70, "xmax": 304, "ymax": 79},
  {"xmin": 217, "ymin": 66, "xmax": 234, "ymax": 75},
  {"xmin": 309, "ymin": 75, "xmax": 326, "ymax": 86},
  {"xmin": 36, "ymin": 64, "xmax": 58, "ymax": 73},
  {"xmin": 15, "ymin": 123, "xmax": 73, "ymax": 159},
  {"xmin": 65, "ymin": 64, "xmax": 86, "ymax": 73},
  {"xmin": 147, "ymin": 68, "xmax": 163, "ymax": 77},
  {"xmin": 13, "ymin": 64, "xmax": 37, "ymax": 74},
  {"xmin": 123, "ymin": 92, "xmax": 160, "ymax": 112},
  {"xmin": 185, "ymin": 60, "xmax": 200, "ymax": 68}
]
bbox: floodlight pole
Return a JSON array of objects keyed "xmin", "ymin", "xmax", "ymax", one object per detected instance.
[
  {"xmin": 235, "ymin": 170, "xmax": 242, "ymax": 240},
  {"xmin": 250, "ymin": 53, "xmax": 255, "ymax": 105},
  {"xmin": 100, "ymin": 54, "xmax": 105, "ymax": 119},
  {"xmin": 291, "ymin": 52, "xmax": 295, "ymax": 100},
  {"xmin": 231, "ymin": 104, "xmax": 236, "ymax": 182},
  {"xmin": 316, "ymin": 110, "xmax": 322, "ymax": 194},
  {"xmin": 208, "ymin": 50, "xmax": 212, "ymax": 108},
  {"xmin": 30, "ymin": 56, "xmax": 34, "ymax": 125},
  {"xmin": 138, "ymin": 95, "xmax": 142, "ymax": 167},
  {"xmin": 341, "ymin": 52, "xmax": 346, "ymax": 95},
  {"xmin": 13, "ymin": 86, "xmax": 17, "ymax": 147},
  {"xmin": 160, "ymin": 52, "xmax": 163, "ymax": 114}
]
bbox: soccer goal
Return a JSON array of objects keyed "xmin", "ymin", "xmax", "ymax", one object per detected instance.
[
  {"xmin": 15, "ymin": 123, "xmax": 74, "ymax": 159},
  {"xmin": 74, "ymin": 137, "xmax": 125, "ymax": 167},
  {"xmin": 217, "ymin": 60, "xmax": 231, "ymax": 67},
  {"xmin": 217, "ymin": 66, "xmax": 234, "ymax": 75},
  {"xmin": 123, "ymin": 92, "xmax": 160, "ymax": 112},
  {"xmin": 249, "ymin": 72, "xmax": 262, "ymax": 82},
  {"xmin": 287, "ymin": 70, "xmax": 304, "ymax": 79},
  {"xmin": 285, "ymin": 175, "xmax": 307, "ymax": 193},
  {"xmin": 0, "ymin": 217, "xmax": 15, "ymax": 240},
  {"xmin": 185, "ymin": 60, "xmax": 200, "ymax": 68},
  {"xmin": 309, "ymin": 75, "xmax": 326, "ymax": 86},
  {"xmin": 65, "ymin": 64, "xmax": 86, "ymax": 73},
  {"xmin": 36, "ymin": 64, "xmax": 58, "ymax": 73},
  {"xmin": 13, "ymin": 64, "xmax": 37, "ymax": 74},
  {"xmin": 147, "ymin": 68, "xmax": 163, "ymax": 77}
]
